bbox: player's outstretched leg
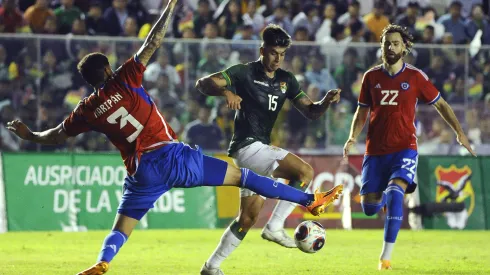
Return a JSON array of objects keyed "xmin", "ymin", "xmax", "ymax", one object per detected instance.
[
  {"xmin": 379, "ymin": 179, "xmax": 407, "ymax": 270},
  {"xmin": 263, "ymin": 153, "xmax": 314, "ymax": 248},
  {"xmin": 200, "ymin": 156, "xmax": 343, "ymax": 274},
  {"xmin": 77, "ymin": 211, "xmax": 144, "ymax": 275}
]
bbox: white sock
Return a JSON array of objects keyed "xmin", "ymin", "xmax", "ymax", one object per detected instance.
[
  {"xmin": 380, "ymin": 241, "xmax": 395, "ymax": 260},
  {"xmin": 266, "ymin": 200, "xmax": 297, "ymax": 231},
  {"xmin": 206, "ymin": 226, "xmax": 242, "ymax": 268}
]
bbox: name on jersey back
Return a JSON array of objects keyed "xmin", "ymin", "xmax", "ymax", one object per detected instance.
[{"xmin": 94, "ymin": 92, "xmax": 124, "ymax": 118}]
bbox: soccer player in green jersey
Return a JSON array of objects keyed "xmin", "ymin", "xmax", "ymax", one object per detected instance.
[{"xmin": 196, "ymin": 24, "xmax": 343, "ymax": 275}]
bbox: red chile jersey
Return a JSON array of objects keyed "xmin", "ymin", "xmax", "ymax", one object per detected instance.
[
  {"xmin": 358, "ymin": 63, "xmax": 441, "ymax": 155},
  {"xmin": 62, "ymin": 55, "xmax": 177, "ymax": 175}
]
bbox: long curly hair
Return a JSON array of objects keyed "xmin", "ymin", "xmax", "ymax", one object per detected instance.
[{"xmin": 380, "ymin": 24, "xmax": 414, "ymax": 54}]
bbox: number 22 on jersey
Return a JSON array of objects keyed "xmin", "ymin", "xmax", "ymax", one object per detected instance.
[
  {"xmin": 107, "ymin": 107, "xmax": 144, "ymax": 142},
  {"xmin": 381, "ymin": 90, "xmax": 398, "ymax": 106}
]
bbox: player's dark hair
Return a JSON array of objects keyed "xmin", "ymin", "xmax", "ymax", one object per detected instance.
[
  {"xmin": 77, "ymin": 52, "xmax": 110, "ymax": 88},
  {"xmin": 262, "ymin": 24, "xmax": 291, "ymax": 48},
  {"xmin": 381, "ymin": 24, "xmax": 414, "ymax": 55}
]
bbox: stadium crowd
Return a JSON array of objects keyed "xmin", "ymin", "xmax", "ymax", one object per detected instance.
[{"xmin": 0, "ymin": 0, "xmax": 489, "ymax": 154}]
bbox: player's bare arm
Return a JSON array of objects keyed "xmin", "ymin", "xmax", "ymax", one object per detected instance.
[
  {"xmin": 292, "ymin": 89, "xmax": 341, "ymax": 120},
  {"xmin": 433, "ymin": 98, "xmax": 477, "ymax": 156},
  {"xmin": 136, "ymin": 0, "xmax": 178, "ymax": 66},
  {"xmin": 6, "ymin": 120, "xmax": 68, "ymax": 145},
  {"xmin": 196, "ymin": 72, "xmax": 242, "ymax": 110},
  {"xmin": 343, "ymin": 106, "xmax": 370, "ymax": 157}
]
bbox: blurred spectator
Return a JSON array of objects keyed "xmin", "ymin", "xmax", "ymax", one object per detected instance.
[
  {"xmin": 217, "ymin": 0, "xmax": 243, "ymax": 39},
  {"xmin": 0, "ymin": 0, "xmax": 28, "ymax": 33},
  {"xmin": 328, "ymin": 102, "xmax": 353, "ymax": 146},
  {"xmin": 85, "ymin": 1, "xmax": 109, "ymax": 35},
  {"xmin": 465, "ymin": 108, "xmax": 482, "ymax": 145},
  {"xmin": 315, "ymin": 3, "xmax": 336, "ymax": 42},
  {"xmin": 242, "ymin": 0, "xmax": 264, "ymax": 35},
  {"xmin": 320, "ymin": 24, "xmax": 348, "ymax": 69},
  {"xmin": 292, "ymin": 3, "xmax": 321, "ymax": 39},
  {"xmin": 197, "ymin": 45, "xmax": 226, "ymax": 79},
  {"xmin": 425, "ymin": 54, "xmax": 449, "ymax": 98},
  {"xmin": 70, "ymin": 17, "xmax": 87, "ymax": 35},
  {"xmin": 232, "ymin": 22, "xmax": 259, "ymax": 52},
  {"xmin": 363, "ymin": 1, "xmax": 390, "ymax": 42},
  {"xmin": 447, "ymin": 77, "xmax": 466, "ymax": 103},
  {"xmin": 395, "ymin": 1, "xmax": 419, "ymax": 37},
  {"xmin": 257, "ymin": 0, "xmax": 274, "ymax": 18},
  {"xmin": 193, "ymin": 0, "xmax": 214, "ymax": 38},
  {"xmin": 293, "ymin": 26, "xmax": 309, "ymax": 42},
  {"xmin": 304, "ymin": 55, "xmax": 337, "ymax": 94},
  {"xmin": 437, "ymin": 1, "xmax": 467, "ymax": 44},
  {"xmin": 337, "ymin": 0, "xmax": 363, "ymax": 28},
  {"xmin": 43, "ymin": 16, "xmax": 58, "ymax": 34},
  {"xmin": 24, "ymin": 0, "xmax": 54, "ymax": 33},
  {"xmin": 0, "ymin": 45, "xmax": 9, "ymax": 81},
  {"xmin": 103, "ymin": 0, "xmax": 136, "ymax": 36},
  {"xmin": 54, "ymin": 0, "xmax": 82, "ymax": 34},
  {"xmin": 214, "ymin": 100, "xmax": 234, "ymax": 147},
  {"xmin": 415, "ymin": 7, "xmax": 445, "ymax": 41},
  {"xmin": 200, "ymin": 22, "xmax": 228, "ymax": 58},
  {"xmin": 0, "ymin": 102, "xmax": 21, "ymax": 151},
  {"xmin": 334, "ymin": 48, "xmax": 364, "ymax": 109},
  {"xmin": 122, "ymin": 16, "xmax": 138, "ymax": 37},
  {"xmin": 144, "ymin": 48, "xmax": 181, "ymax": 91},
  {"xmin": 465, "ymin": 4, "xmax": 490, "ymax": 45},
  {"xmin": 265, "ymin": 4, "xmax": 293, "ymax": 35},
  {"xmin": 161, "ymin": 102, "xmax": 183, "ymax": 136},
  {"xmin": 183, "ymin": 105, "xmax": 223, "ymax": 150}
]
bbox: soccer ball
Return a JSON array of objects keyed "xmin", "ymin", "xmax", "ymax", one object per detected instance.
[{"xmin": 294, "ymin": 220, "xmax": 326, "ymax": 253}]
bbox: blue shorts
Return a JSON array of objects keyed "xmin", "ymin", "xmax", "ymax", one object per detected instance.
[
  {"xmin": 360, "ymin": 149, "xmax": 418, "ymax": 195},
  {"xmin": 117, "ymin": 142, "xmax": 227, "ymax": 219}
]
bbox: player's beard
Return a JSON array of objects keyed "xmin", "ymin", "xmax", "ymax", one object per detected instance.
[{"xmin": 383, "ymin": 51, "xmax": 403, "ymax": 65}]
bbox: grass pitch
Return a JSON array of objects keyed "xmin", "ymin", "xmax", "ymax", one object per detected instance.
[{"xmin": 0, "ymin": 229, "xmax": 489, "ymax": 275}]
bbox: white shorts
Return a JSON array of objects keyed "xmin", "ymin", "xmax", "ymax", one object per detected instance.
[{"xmin": 231, "ymin": 141, "xmax": 289, "ymax": 198}]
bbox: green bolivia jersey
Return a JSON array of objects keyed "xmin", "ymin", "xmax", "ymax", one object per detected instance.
[{"xmin": 221, "ymin": 60, "xmax": 306, "ymax": 156}]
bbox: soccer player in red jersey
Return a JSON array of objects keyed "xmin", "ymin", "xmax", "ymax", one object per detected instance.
[
  {"xmin": 343, "ymin": 24, "xmax": 476, "ymax": 270},
  {"xmin": 6, "ymin": 1, "xmax": 342, "ymax": 274}
]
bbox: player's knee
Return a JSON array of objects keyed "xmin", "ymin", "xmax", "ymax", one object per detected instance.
[
  {"xmin": 361, "ymin": 202, "xmax": 383, "ymax": 216},
  {"xmin": 299, "ymin": 163, "xmax": 314, "ymax": 184},
  {"xmin": 360, "ymin": 193, "xmax": 385, "ymax": 216}
]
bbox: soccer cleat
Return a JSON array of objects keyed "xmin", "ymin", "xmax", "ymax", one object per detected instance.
[
  {"xmin": 200, "ymin": 262, "xmax": 225, "ymax": 275},
  {"xmin": 77, "ymin": 261, "xmax": 109, "ymax": 275},
  {"xmin": 261, "ymin": 226, "xmax": 297, "ymax": 248},
  {"xmin": 378, "ymin": 260, "xmax": 392, "ymax": 270},
  {"xmin": 306, "ymin": 185, "xmax": 344, "ymax": 216}
]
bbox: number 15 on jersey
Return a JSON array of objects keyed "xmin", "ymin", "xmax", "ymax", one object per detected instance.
[{"xmin": 268, "ymin": 94, "xmax": 278, "ymax": 111}]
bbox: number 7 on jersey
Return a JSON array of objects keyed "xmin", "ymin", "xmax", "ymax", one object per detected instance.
[{"xmin": 107, "ymin": 107, "xmax": 144, "ymax": 142}]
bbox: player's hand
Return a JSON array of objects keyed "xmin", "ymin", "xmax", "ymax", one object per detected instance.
[
  {"xmin": 224, "ymin": 90, "xmax": 242, "ymax": 110},
  {"xmin": 325, "ymin": 89, "xmax": 341, "ymax": 104},
  {"xmin": 457, "ymin": 133, "xmax": 477, "ymax": 157},
  {"xmin": 6, "ymin": 120, "xmax": 32, "ymax": 140},
  {"xmin": 343, "ymin": 137, "xmax": 356, "ymax": 158}
]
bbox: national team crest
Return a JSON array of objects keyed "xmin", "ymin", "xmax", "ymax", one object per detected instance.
[
  {"xmin": 401, "ymin": 82, "xmax": 410, "ymax": 91},
  {"xmin": 434, "ymin": 165, "xmax": 475, "ymax": 229},
  {"xmin": 280, "ymin": 82, "xmax": 287, "ymax": 93}
]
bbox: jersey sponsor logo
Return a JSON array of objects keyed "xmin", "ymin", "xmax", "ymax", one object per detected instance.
[
  {"xmin": 400, "ymin": 82, "xmax": 410, "ymax": 91},
  {"xmin": 435, "ymin": 165, "xmax": 475, "ymax": 229},
  {"xmin": 375, "ymin": 83, "xmax": 381, "ymax": 89},
  {"xmin": 253, "ymin": 80, "xmax": 269, "ymax": 87},
  {"xmin": 280, "ymin": 82, "xmax": 287, "ymax": 93}
]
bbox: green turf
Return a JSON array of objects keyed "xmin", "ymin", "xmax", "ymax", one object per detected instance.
[{"xmin": 0, "ymin": 229, "xmax": 489, "ymax": 275}]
